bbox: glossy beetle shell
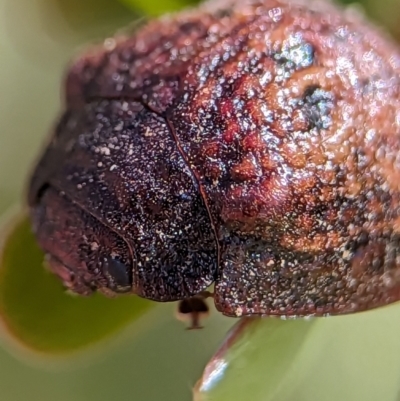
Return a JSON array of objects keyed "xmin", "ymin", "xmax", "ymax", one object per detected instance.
[{"xmin": 28, "ymin": 0, "xmax": 400, "ymax": 317}]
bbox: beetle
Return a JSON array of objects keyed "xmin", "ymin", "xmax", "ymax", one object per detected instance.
[{"xmin": 28, "ymin": 0, "xmax": 400, "ymax": 328}]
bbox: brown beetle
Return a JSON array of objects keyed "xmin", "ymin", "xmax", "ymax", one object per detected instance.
[{"xmin": 28, "ymin": 0, "xmax": 400, "ymax": 326}]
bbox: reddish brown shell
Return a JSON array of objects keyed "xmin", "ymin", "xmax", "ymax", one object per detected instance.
[{"xmin": 29, "ymin": 0, "xmax": 400, "ymax": 317}]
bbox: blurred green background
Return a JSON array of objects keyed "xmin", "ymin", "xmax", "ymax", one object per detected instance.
[{"xmin": 2, "ymin": 0, "xmax": 400, "ymax": 401}]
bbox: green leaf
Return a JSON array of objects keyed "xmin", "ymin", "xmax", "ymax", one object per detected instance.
[
  {"xmin": 117, "ymin": 0, "xmax": 198, "ymax": 16},
  {"xmin": 195, "ymin": 305, "xmax": 400, "ymax": 401},
  {"xmin": 194, "ymin": 317, "xmax": 315, "ymax": 401},
  {"xmin": 0, "ymin": 212, "xmax": 155, "ymax": 356}
]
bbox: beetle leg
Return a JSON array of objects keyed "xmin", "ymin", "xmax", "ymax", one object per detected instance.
[{"xmin": 176, "ymin": 294, "xmax": 211, "ymax": 329}]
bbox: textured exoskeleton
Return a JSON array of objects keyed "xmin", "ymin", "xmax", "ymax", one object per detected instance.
[{"xmin": 29, "ymin": 0, "xmax": 400, "ymax": 317}]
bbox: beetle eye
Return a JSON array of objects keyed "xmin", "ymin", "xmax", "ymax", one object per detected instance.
[{"xmin": 102, "ymin": 257, "xmax": 132, "ymax": 293}]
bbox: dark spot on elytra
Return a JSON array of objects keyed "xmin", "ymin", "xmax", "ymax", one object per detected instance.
[
  {"xmin": 302, "ymin": 85, "xmax": 334, "ymax": 130},
  {"xmin": 215, "ymin": 8, "xmax": 234, "ymax": 19},
  {"xmin": 179, "ymin": 21, "xmax": 205, "ymax": 34}
]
